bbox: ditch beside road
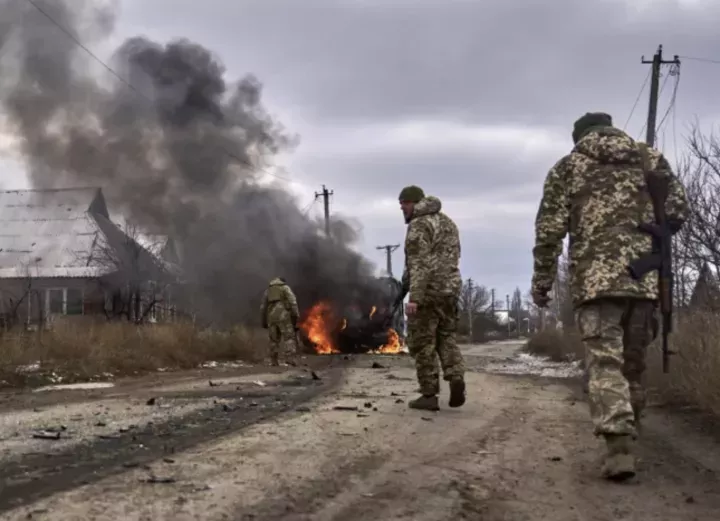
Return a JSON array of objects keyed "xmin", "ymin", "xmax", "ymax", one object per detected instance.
[{"xmin": 1, "ymin": 341, "xmax": 720, "ymax": 520}]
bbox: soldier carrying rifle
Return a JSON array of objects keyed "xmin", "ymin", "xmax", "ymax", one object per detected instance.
[{"xmin": 530, "ymin": 112, "xmax": 689, "ymax": 481}]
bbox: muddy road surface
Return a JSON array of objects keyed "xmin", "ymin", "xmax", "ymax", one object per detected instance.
[{"xmin": 2, "ymin": 341, "xmax": 720, "ymax": 520}]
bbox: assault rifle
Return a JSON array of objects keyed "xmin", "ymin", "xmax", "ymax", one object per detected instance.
[{"xmin": 627, "ymin": 145, "xmax": 675, "ymax": 373}]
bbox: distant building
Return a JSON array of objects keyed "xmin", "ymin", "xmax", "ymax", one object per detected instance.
[{"xmin": 0, "ymin": 187, "xmax": 178, "ymax": 327}]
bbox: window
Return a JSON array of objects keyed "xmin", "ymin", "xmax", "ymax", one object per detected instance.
[
  {"xmin": 45, "ymin": 288, "xmax": 84, "ymax": 316},
  {"xmin": 66, "ymin": 289, "xmax": 83, "ymax": 315},
  {"xmin": 48, "ymin": 289, "xmax": 64, "ymax": 315}
]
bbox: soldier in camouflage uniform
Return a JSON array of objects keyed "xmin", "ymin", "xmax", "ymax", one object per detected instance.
[
  {"xmin": 531, "ymin": 112, "xmax": 688, "ymax": 481},
  {"xmin": 399, "ymin": 185, "xmax": 466, "ymax": 411},
  {"xmin": 260, "ymin": 277, "xmax": 300, "ymax": 366}
]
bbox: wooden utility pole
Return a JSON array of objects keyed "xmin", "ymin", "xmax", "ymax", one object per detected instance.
[
  {"xmin": 315, "ymin": 185, "xmax": 333, "ymax": 237},
  {"xmin": 376, "ymin": 244, "xmax": 400, "ymax": 277},
  {"xmin": 490, "ymin": 288, "xmax": 495, "ymax": 317},
  {"xmin": 642, "ymin": 45, "xmax": 680, "ymax": 148},
  {"xmin": 467, "ymin": 278, "xmax": 474, "ymax": 343},
  {"xmin": 506, "ymin": 294, "xmax": 511, "ymax": 336}
]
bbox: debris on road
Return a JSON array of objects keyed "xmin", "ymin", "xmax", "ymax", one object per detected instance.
[
  {"xmin": 311, "ymin": 371, "xmax": 322, "ymax": 381},
  {"xmin": 333, "ymin": 406, "xmax": 359, "ymax": 411},
  {"xmin": 140, "ymin": 475, "xmax": 177, "ymax": 484},
  {"xmin": 253, "ymin": 380, "xmax": 267, "ymax": 387},
  {"xmin": 32, "ymin": 430, "xmax": 63, "ymax": 440},
  {"xmin": 33, "ymin": 382, "xmax": 115, "ymax": 392},
  {"xmin": 371, "ymin": 362, "xmax": 386, "ymax": 369},
  {"xmin": 296, "ymin": 406, "xmax": 311, "ymax": 413},
  {"xmin": 146, "ymin": 397, "xmax": 157, "ymax": 406},
  {"xmin": 485, "ymin": 352, "xmax": 582, "ymax": 379}
]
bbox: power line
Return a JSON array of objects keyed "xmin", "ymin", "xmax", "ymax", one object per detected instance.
[
  {"xmin": 678, "ymin": 55, "xmax": 720, "ymax": 65},
  {"xmin": 623, "ymin": 68, "xmax": 651, "ymax": 131},
  {"xmin": 22, "ymin": 0, "xmax": 293, "ymax": 183},
  {"xmin": 656, "ymin": 65, "xmax": 681, "ymax": 139},
  {"xmin": 300, "ymin": 199, "xmax": 315, "ymax": 216}
]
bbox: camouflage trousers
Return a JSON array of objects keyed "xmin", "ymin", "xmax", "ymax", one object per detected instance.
[
  {"xmin": 268, "ymin": 319, "xmax": 298, "ymax": 365},
  {"xmin": 407, "ymin": 296, "xmax": 465, "ymax": 396},
  {"xmin": 575, "ymin": 298, "xmax": 658, "ymax": 437}
]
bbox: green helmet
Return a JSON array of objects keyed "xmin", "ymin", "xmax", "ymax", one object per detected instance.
[
  {"xmin": 398, "ymin": 185, "xmax": 425, "ymax": 203},
  {"xmin": 572, "ymin": 112, "xmax": 613, "ymax": 143}
]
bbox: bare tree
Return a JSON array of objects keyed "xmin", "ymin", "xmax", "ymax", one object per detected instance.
[
  {"xmin": 458, "ymin": 279, "xmax": 490, "ymax": 317},
  {"xmin": 457, "ymin": 279, "xmax": 502, "ymax": 341},
  {"xmin": 672, "ymin": 121, "xmax": 720, "ymax": 307},
  {"xmin": 87, "ymin": 222, "xmax": 173, "ymax": 324}
]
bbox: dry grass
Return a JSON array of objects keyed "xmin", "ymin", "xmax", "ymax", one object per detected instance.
[
  {"xmin": 645, "ymin": 310, "xmax": 720, "ymax": 416},
  {"xmin": 0, "ymin": 320, "xmax": 269, "ymax": 387},
  {"xmin": 524, "ymin": 328, "xmax": 585, "ymax": 363},
  {"xmin": 525, "ymin": 310, "xmax": 720, "ymax": 417}
]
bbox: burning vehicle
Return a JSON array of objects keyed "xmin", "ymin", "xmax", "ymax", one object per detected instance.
[{"xmin": 299, "ymin": 276, "xmax": 406, "ymax": 355}]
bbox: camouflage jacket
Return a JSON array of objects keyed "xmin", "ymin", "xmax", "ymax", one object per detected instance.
[
  {"xmin": 260, "ymin": 278, "xmax": 299, "ymax": 325},
  {"xmin": 401, "ymin": 196, "xmax": 462, "ymax": 303},
  {"xmin": 531, "ymin": 127, "xmax": 689, "ymax": 307}
]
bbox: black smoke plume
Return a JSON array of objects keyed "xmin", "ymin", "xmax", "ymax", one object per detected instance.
[{"xmin": 0, "ymin": 0, "xmax": 386, "ymax": 326}]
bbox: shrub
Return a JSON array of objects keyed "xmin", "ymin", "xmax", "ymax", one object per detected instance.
[
  {"xmin": 0, "ymin": 321, "xmax": 269, "ymax": 387},
  {"xmin": 645, "ymin": 310, "xmax": 720, "ymax": 416},
  {"xmin": 524, "ymin": 328, "xmax": 585, "ymax": 363}
]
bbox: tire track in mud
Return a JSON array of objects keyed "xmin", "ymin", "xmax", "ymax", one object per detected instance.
[
  {"xmin": 0, "ymin": 366, "xmax": 345, "ymax": 513},
  {"xmin": 229, "ymin": 375, "xmax": 535, "ymax": 521}
]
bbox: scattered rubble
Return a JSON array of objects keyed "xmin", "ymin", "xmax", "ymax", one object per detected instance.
[{"xmin": 485, "ymin": 352, "xmax": 583, "ymax": 379}]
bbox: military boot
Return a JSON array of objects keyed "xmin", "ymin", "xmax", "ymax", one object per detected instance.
[
  {"xmin": 408, "ymin": 395, "xmax": 440, "ymax": 411},
  {"xmin": 448, "ymin": 377, "xmax": 466, "ymax": 408},
  {"xmin": 601, "ymin": 434, "xmax": 636, "ymax": 482}
]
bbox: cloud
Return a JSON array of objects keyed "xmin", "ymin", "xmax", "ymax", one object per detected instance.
[{"xmin": 5, "ymin": 0, "xmax": 719, "ymax": 303}]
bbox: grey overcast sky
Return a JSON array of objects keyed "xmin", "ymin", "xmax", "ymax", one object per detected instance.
[{"xmin": 2, "ymin": 0, "xmax": 720, "ymax": 305}]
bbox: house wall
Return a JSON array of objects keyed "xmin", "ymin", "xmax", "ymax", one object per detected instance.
[{"xmin": 0, "ymin": 277, "xmax": 107, "ymax": 327}]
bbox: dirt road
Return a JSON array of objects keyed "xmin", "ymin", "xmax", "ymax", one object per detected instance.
[{"xmin": 2, "ymin": 341, "xmax": 720, "ymax": 520}]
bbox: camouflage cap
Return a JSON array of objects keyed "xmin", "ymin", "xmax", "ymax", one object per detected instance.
[
  {"xmin": 572, "ymin": 112, "xmax": 613, "ymax": 143},
  {"xmin": 398, "ymin": 185, "xmax": 425, "ymax": 203}
]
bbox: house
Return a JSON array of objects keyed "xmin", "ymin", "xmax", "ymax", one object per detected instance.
[{"xmin": 0, "ymin": 187, "xmax": 177, "ymax": 327}]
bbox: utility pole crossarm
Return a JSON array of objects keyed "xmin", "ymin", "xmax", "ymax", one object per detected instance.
[
  {"xmin": 642, "ymin": 45, "xmax": 681, "ymax": 148},
  {"xmin": 315, "ymin": 185, "xmax": 334, "ymax": 238},
  {"xmin": 376, "ymin": 244, "xmax": 400, "ymax": 277}
]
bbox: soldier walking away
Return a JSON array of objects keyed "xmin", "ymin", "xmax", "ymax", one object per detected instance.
[
  {"xmin": 260, "ymin": 277, "xmax": 300, "ymax": 366},
  {"xmin": 531, "ymin": 112, "xmax": 688, "ymax": 481},
  {"xmin": 398, "ymin": 185, "xmax": 466, "ymax": 411}
]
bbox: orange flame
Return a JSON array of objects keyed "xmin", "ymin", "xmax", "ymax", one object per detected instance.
[
  {"xmin": 369, "ymin": 306, "xmax": 377, "ymax": 319},
  {"xmin": 299, "ymin": 301, "xmax": 340, "ymax": 354},
  {"xmin": 375, "ymin": 328, "xmax": 402, "ymax": 354}
]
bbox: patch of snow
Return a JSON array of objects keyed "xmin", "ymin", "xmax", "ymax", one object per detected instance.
[
  {"xmin": 485, "ymin": 352, "xmax": 583, "ymax": 379},
  {"xmin": 200, "ymin": 361, "xmax": 247, "ymax": 369},
  {"xmin": 16, "ymin": 362, "xmax": 41, "ymax": 374},
  {"xmin": 33, "ymin": 382, "xmax": 116, "ymax": 392}
]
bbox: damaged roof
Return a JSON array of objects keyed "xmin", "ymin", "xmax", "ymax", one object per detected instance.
[{"xmin": 0, "ymin": 187, "xmax": 130, "ymax": 279}]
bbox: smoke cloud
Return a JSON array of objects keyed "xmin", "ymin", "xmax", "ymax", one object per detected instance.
[{"xmin": 0, "ymin": 0, "xmax": 386, "ymax": 325}]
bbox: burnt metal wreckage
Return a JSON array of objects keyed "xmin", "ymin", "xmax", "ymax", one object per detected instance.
[{"xmin": 299, "ymin": 276, "xmax": 406, "ymax": 355}]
